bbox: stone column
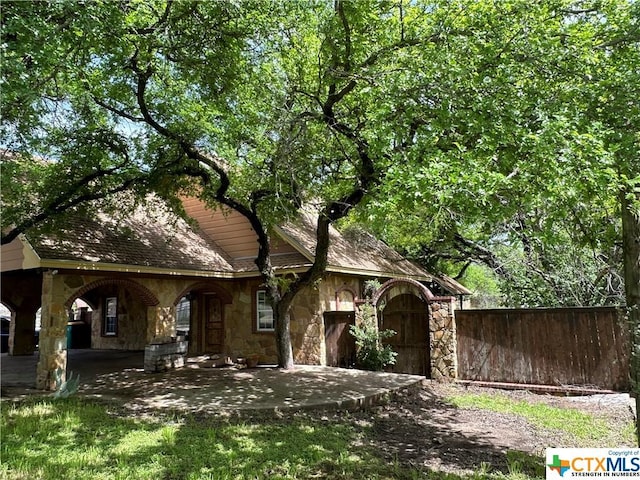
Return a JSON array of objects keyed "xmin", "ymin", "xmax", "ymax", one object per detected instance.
[
  {"xmin": 146, "ymin": 305, "xmax": 175, "ymax": 343},
  {"xmin": 36, "ymin": 271, "xmax": 68, "ymax": 390},
  {"xmin": 8, "ymin": 308, "xmax": 38, "ymax": 355},
  {"xmin": 429, "ymin": 297, "xmax": 457, "ymax": 381}
]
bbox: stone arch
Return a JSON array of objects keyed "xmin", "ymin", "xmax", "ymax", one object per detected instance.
[
  {"xmin": 172, "ymin": 281, "xmax": 233, "ymax": 306},
  {"xmin": 371, "ymin": 277, "xmax": 435, "ymax": 308},
  {"xmin": 371, "ymin": 278, "xmax": 434, "ymax": 377},
  {"xmin": 0, "ymin": 299, "xmax": 17, "ymax": 314},
  {"xmin": 370, "ymin": 277, "xmax": 457, "ymax": 381},
  {"xmin": 64, "ymin": 278, "xmax": 159, "ymax": 308}
]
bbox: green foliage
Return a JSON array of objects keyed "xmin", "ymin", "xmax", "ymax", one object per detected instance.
[
  {"xmin": 2, "ymin": 1, "xmax": 638, "ymax": 368},
  {"xmin": 362, "ymin": 279, "xmax": 382, "ymax": 300},
  {"xmin": 52, "ymin": 368, "xmax": 80, "ymax": 400},
  {"xmin": 352, "ymin": 0, "xmax": 637, "ymax": 308},
  {"xmin": 350, "ymin": 303, "xmax": 397, "ymax": 372}
]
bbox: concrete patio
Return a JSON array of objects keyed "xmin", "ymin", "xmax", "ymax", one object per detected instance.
[{"xmin": 1, "ymin": 349, "xmax": 424, "ymax": 414}]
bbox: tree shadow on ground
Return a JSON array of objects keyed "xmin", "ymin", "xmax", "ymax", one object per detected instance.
[
  {"xmin": 2, "ymin": 386, "xmax": 548, "ymax": 479},
  {"xmin": 340, "ymin": 384, "xmax": 547, "ymax": 478}
]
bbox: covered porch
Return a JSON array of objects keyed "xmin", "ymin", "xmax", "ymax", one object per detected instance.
[{"xmin": 0, "ymin": 349, "xmax": 423, "ymax": 413}]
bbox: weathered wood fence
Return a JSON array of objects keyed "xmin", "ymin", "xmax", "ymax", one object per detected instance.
[{"xmin": 455, "ymin": 307, "xmax": 630, "ymax": 391}]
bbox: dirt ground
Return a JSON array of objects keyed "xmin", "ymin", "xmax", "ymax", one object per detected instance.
[{"xmin": 289, "ymin": 382, "xmax": 636, "ymax": 476}]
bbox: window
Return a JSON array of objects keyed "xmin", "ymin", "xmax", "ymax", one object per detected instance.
[
  {"xmin": 103, "ymin": 297, "xmax": 118, "ymax": 336},
  {"xmin": 256, "ymin": 290, "xmax": 274, "ymax": 332},
  {"xmin": 176, "ymin": 296, "xmax": 191, "ymax": 336}
]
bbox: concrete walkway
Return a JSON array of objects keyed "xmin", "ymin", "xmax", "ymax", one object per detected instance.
[{"xmin": 1, "ymin": 350, "xmax": 424, "ymax": 413}]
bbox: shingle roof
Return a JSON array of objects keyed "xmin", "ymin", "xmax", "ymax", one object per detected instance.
[
  {"xmin": 276, "ymin": 211, "xmax": 472, "ymax": 295},
  {"xmin": 28, "ymin": 199, "xmax": 236, "ymax": 273},
  {"xmin": 277, "ymin": 212, "xmax": 433, "ymax": 280},
  {"xmin": 23, "ymin": 196, "xmax": 471, "ymax": 295}
]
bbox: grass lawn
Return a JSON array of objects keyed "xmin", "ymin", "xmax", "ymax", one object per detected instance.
[
  {"xmin": 0, "ymin": 398, "xmax": 426, "ymax": 480},
  {"xmin": 0, "ymin": 392, "xmax": 632, "ymax": 480}
]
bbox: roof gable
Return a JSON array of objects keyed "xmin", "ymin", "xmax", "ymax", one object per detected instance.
[{"xmin": 3, "ymin": 194, "xmax": 471, "ymax": 295}]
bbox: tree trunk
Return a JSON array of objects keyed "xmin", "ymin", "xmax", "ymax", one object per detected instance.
[
  {"xmin": 274, "ymin": 299, "xmax": 295, "ymax": 369},
  {"xmin": 621, "ymin": 188, "xmax": 640, "ymax": 446}
]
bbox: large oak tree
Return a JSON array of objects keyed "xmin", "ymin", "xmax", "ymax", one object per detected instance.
[
  {"xmin": 1, "ymin": 0, "xmax": 465, "ymax": 368},
  {"xmin": 2, "ymin": 1, "xmax": 637, "ymax": 393}
]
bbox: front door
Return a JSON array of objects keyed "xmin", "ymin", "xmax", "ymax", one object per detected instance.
[{"xmin": 203, "ymin": 295, "xmax": 223, "ymax": 354}]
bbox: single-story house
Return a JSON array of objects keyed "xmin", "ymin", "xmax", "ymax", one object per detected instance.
[{"xmin": 1, "ymin": 195, "xmax": 470, "ymax": 389}]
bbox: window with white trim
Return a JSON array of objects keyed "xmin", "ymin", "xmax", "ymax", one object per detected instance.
[
  {"xmin": 256, "ymin": 290, "xmax": 274, "ymax": 331},
  {"xmin": 104, "ymin": 297, "xmax": 118, "ymax": 336}
]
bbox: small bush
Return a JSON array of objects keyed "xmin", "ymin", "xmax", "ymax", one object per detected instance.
[{"xmin": 350, "ymin": 302, "xmax": 397, "ymax": 371}]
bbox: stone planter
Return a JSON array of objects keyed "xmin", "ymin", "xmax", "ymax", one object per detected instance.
[{"xmin": 144, "ymin": 340, "xmax": 188, "ymax": 373}]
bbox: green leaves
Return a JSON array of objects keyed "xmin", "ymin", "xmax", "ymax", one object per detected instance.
[{"xmin": 2, "ymin": 0, "xmax": 637, "ymax": 312}]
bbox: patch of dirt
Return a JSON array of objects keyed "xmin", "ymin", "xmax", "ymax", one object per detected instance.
[{"xmin": 289, "ymin": 382, "xmax": 636, "ymax": 476}]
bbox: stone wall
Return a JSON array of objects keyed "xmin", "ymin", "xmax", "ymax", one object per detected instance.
[
  {"xmin": 223, "ymin": 279, "xmax": 277, "ymax": 362},
  {"xmin": 144, "ymin": 340, "xmax": 188, "ymax": 372},
  {"xmin": 33, "ymin": 270, "xmax": 377, "ymax": 387},
  {"xmin": 90, "ymin": 284, "xmax": 149, "ymax": 350},
  {"xmin": 290, "ymin": 284, "xmax": 323, "ymax": 365},
  {"xmin": 222, "ymin": 274, "xmax": 361, "ymax": 366}
]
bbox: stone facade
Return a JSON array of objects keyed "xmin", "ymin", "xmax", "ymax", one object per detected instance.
[
  {"xmin": 89, "ymin": 284, "xmax": 150, "ymax": 350},
  {"xmin": 30, "ymin": 272, "xmax": 361, "ymax": 371},
  {"xmin": 371, "ymin": 277, "xmax": 458, "ymax": 381},
  {"xmin": 18, "ymin": 268, "xmax": 457, "ymax": 390},
  {"xmin": 428, "ymin": 299, "xmax": 457, "ymax": 381},
  {"xmin": 222, "ymin": 279, "xmax": 276, "ymax": 362}
]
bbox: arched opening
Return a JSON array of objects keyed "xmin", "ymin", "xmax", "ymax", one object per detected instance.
[
  {"xmin": 379, "ymin": 293, "xmax": 431, "ymax": 377},
  {"xmin": 61, "ymin": 279, "xmax": 155, "ymax": 377},
  {"xmin": 66, "ymin": 281, "xmax": 151, "ymax": 351},
  {"xmin": 173, "ymin": 282, "xmax": 232, "ymax": 356}
]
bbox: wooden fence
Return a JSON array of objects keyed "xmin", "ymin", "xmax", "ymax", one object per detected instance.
[{"xmin": 455, "ymin": 307, "xmax": 630, "ymax": 391}]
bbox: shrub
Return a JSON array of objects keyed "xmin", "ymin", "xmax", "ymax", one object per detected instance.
[{"xmin": 350, "ymin": 302, "xmax": 397, "ymax": 371}]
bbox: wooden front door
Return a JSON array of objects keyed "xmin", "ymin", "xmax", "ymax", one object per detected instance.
[
  {"xmin": 203, "ymin": 295, "xmax": 223, "ymax": 354},
  {"xmin": 380, "ymin": 294, "xmax": 430, "ymax": 377},
  {"xmin": 324, "ymin": 311, "xmax": 356, "ymax": 367}
]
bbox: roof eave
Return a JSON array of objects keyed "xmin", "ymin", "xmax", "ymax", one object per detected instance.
[
  {"xmin": 38, "ymin": 259, "xmax": 239, "ymax": 278},
  {"xmin": 325, "ymin": 264, "xmax": 432, "ymax": 282},
  {"xmin": 36, "ymin": 259, "xmax": 314, "ymax": 279}
]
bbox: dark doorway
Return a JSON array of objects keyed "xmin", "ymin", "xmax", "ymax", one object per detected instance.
[
  {"xmin": 380, "ymin": 294, "xmax": 431, "ymax": 377},
  {"xmin": 324, "ymin": 311, "xmax": 356, "ymax": 368}
]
